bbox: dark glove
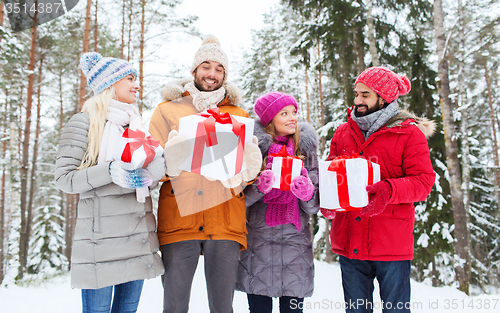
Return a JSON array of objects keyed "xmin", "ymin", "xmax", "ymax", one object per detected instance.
[
  {"xmin": 109, "ymin": 161, "xmax": 153, "ymax": 189},
  {"xmin": 291, "ymin": 168, "xmax": 314, "ymax": 201},
  {"xmin": 256, "ymin": 170, "xmax": 275, "ymax": 194},
  {"xmin": 361, "ymin": 180, "xmax": 392, "ymax": 217}
]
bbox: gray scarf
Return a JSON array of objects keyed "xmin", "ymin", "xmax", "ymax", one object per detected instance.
[{"xmin": 351, "ymin": 100, "xmax": 399, "ymax": 140}]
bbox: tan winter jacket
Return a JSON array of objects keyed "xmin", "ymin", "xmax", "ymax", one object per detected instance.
[{"xmin": 148, "ymin": 78, "xmax": 250, "ymax": 249}]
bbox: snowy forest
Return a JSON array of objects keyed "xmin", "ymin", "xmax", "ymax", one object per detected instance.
[{"xmin": 0, "ymin": 0, "xmax": 499, "ymax": 297}]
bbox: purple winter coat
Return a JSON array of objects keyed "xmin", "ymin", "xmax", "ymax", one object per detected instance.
[{"xmin": 236, "ymin": 121, "xmax": 319, "ymax": 298}]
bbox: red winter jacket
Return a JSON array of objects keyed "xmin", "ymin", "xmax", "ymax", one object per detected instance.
[{"xmin": 326, "ymin": 108, "xmax": 436, "ymax": 261}]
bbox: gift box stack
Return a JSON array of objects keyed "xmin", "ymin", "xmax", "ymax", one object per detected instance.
[{"xmin": 319, "ymin": 155, "xmax": 380, "ymax": 212}]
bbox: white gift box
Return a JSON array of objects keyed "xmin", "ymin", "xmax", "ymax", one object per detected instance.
[
  {"xmin": 319, "ymin": 158, "xmax": 380, "ymax": 211},
  {"xmin": 270, "ymin": 146, "xmax": 303, "ymax": 191},
  {"xmin": 177, "ymin": 110, "xmax": 255, "ymax": 181},
  {"xmin": 112, "ymin": 128, "xmax": 163, "ymax": 169}
]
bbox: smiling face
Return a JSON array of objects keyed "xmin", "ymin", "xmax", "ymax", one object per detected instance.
[
  {"xmin": 271, "ymin": 105, "xmax": 298, "ymax": 137},
  {"xmin": 193, "ymin": 61, "xmax": 225, "ymax": 91},
  {"xmin": 114, "ymin": 74, "xmax": 139, "ymax": 104},
  {"xmin": 354, "ymin": 82, "xmax": 386, "ymax": 117}
]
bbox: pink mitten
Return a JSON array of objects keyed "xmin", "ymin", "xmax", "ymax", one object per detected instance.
[
  {"xmin": 361, "ymin": 181, "xmax": 392, "ymax": 216},
  {"xmin": 256, "ymin": 170, "xmax": 275, "ymax": 194},
  {"xmin": 290, "ymin": 168, "xmax": 314, "ymax": 201}
]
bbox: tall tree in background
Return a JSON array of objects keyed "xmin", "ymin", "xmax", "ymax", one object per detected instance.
[
  {"xmin": 17, "ymin": 9, "xmax": 38, "ymax": 280},
  {"xmin": 433, "ymin": 0, "xmax": 471, "ymax": 294},
  {"xmin": 79, "ymin": 0, "xmax": 92, "ymax": 109}
]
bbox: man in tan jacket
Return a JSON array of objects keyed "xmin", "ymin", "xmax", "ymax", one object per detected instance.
[{"xmin": 149, "ymin": 35, "xmax": 261, "ymax": 313}]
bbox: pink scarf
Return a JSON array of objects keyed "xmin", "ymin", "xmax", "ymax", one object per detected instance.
[{"xmin": 264, "ymin": 135, "xmax": 301, "ymax": 231}]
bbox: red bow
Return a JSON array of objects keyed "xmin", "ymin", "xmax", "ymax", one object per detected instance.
[
  {"xmin": 121, "ymin": 128, "xmax": 160, "ymax": 168},
  {"xmin": 191, "ymin": 108, "xmax": 246, "ymax": 175},
  {"xmin": 327, "ymin": 154, "xmax": 374, "ymax": 211}
]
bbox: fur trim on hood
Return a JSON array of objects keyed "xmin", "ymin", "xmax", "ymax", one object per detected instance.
[
  {"xmin": 161, "ymin": 77, "xmax": 243, "ymax": 105},
  {"xmin": 386, "ymin": 110, "xmax": 436, "ymax": 138},
  {"xmin": 253, "ymin": 120, "xmax": 319, "ymax": 160}
]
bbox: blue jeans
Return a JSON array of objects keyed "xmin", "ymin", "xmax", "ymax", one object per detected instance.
[
  {"xmin": 247, "ymin": 294, "xmax": 304, "ymax": 313},
  {"xmin": 339, "ymin": 256, "xmax": 411, "ymax": 313},
  {"xmin": 81, "ymin": 280, "xmax": 144, "ymax": 313}
]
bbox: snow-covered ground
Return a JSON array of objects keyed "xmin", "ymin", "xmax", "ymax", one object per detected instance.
[{"xmin": 1, "ymin": 259, "xmax": 499, "ymax": 312}]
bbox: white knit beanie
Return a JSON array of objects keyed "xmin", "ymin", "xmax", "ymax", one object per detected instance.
[{"xmin": 190, "ymin": 34, "xmax": 229, "ymax": 79}]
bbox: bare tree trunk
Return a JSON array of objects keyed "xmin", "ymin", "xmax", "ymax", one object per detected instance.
[
  {"xmin": 433, "ymin": 0, "xmax": 470, "ymax": 294},
  {"xmin": 26, "ymin": 55, "xmax": 44, "ymax": 267},
  {"xmin": 18, "ymin": 13, "xmax": 38, "ymax": 280},
  {"xmin": 324, "ymin": 219, "xmax": 334, "ymax": 263},
  {"xmin": 139, "ymin": 0, "xmax": 145, "ymax": 113},
  {"xmin": 79, "ymin": 0, "xmax": 92, "ymax": 109},
  {"xmin": 0, "ymin": 92, "xmax": 6, "ymax": 284},
  {"xmin": 366, "ymin": 0, "xmax": 379, "ymax": 66},
  {"xmin": 317, "ymin": 43, "xmax": 326, "ymax": 153},
  {"xmin": 484, "ymin": 62, "xmax": 500, "ymax": 209},
  {"xmin": 0, "ymin": 1, "xmax": 5, "ymax": 284},
  {"xmin": 127, "ymin": 0, "xmax": 133, "ymax": 62},
  {"xmin": 120, "ymin": 0, "xmax": 126, "ymax": 59},
  {"xmin": 94, "ymin": 0, "xmax": 98, "ymax": 52},
  {"xmin": 305, "ymin": 66, "xmax": 310, "ymax": 123}
]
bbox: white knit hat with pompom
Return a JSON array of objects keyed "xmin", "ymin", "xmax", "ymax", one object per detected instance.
[{"xmin": 191, "ymin": 34, "xmax": 228, "ymax": 79}]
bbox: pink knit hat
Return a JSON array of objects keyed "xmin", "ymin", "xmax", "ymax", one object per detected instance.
[
  {"xmin": 254, "ymin": 92, "xmax": 298, "ymax": 126},
  {"xmin": 355, "ymin": 67, "xmax": 411, "ymax": 103}
]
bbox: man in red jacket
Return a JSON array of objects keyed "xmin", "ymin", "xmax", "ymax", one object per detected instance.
[{"xmin": 322, "ymin": 67, "xmax": 436, "ymax": 313}]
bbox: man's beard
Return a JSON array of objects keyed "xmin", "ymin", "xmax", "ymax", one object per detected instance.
[
  {"xmin": 194, "ymin": 77, "xmax": 223, "ymax": 92},
  {"xmin": 354, "ymin": 104, "xmax": 381, "ymax": 117}
]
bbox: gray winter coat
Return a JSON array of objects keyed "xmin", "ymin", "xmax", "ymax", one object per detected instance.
[
  {"xmin": 236, "ymin": 121, "xmax": 319, "ymax": 298},
  {"xmin": 54, "ymin": 112, "xmax": 164, "ymax": 289}
]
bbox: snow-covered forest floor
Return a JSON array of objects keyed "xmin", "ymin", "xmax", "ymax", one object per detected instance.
[{"xmin": 2, "ymin": 259, "xmax": 499, "ymax": 313}]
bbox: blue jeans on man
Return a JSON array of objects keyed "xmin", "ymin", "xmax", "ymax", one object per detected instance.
[
  {"xmin": 81, "ymin": 279, "xmax": 144, "ymax": 313},
  {"xmin": 339, "ymin": 256, "xmax": 411, "ymax": 313}
]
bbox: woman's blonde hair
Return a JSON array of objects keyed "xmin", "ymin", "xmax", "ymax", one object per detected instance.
[{"xmin": 78, "ymin": 86, "xmax": 115, "ymax": 169}]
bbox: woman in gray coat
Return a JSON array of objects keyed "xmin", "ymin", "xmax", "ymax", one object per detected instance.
[
  {"xmin": 54, "ymin": 52, "xmax": 164, "ymax": 313},
  {"xmin": 236, "ymin": 92, "xmax": 319, "ymax": 313}
]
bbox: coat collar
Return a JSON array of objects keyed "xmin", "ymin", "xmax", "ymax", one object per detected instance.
[
  {"xmin": 347, "ymin": 107, "xmax": 436, "ymax": 139},
  {"xmin": 160, "ymin": 77, "xmax": 243, "ymax": 106}
]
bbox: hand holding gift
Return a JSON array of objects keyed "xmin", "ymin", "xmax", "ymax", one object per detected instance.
[
  {"xmin": 220, "ymin": 135, "xmax": 262, "ymax": 189},
  {"xmin": 291, "ymin": 168, "xmax": 314, "ymax": 201},
  {"xmin": 256, "ymin": 169, "xmax": 275, "ymax": 194},
  {"xmin": 361, "ymin": 180, "xmax": 392, "ymax": 216},
  {"xmin": 109, "ymin": 160, "xmax": 153, "ymax": 189},
  {"xmin": 164, "ymin": 130, "xmax": 190, "ymax": 177}
]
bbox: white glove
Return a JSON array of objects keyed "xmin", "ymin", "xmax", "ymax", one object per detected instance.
[
  {"xmin": 220, "ymin": 136, "xmax": 262, "ymax": 189},
  {"xmin": 164, "ymin": 130, "xmax": 190, "ymax": 177}
]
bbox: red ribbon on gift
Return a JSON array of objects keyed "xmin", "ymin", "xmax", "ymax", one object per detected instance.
[
  {"xmin": 270, "ymin": 145, "xmax": 301, "ymax": 191},
  {"xmin": 327, "ymin": 154, "xmax": 374, "ymax": 211},
  {"xmin": 120, "ymin": 128, "xmax": 160, "ymax": 168},
  {"xmin": 191, "ymin": 108, "xmax": 246, "ymax": 175}
]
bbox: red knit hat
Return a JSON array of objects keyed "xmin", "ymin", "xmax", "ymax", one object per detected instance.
[{"xmin": 355, "ymin": 67, "xmax": 411, "ymax": 103}]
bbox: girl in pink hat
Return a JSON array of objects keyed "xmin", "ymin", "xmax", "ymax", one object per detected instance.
[{"xmin": 236, "ymin": 92, "xmax": 319, "ymax": 313}]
